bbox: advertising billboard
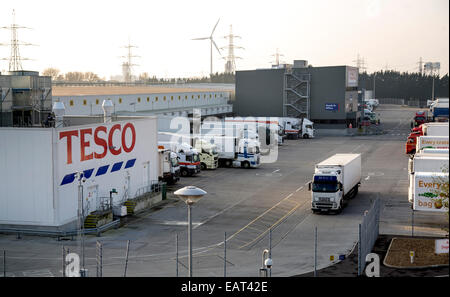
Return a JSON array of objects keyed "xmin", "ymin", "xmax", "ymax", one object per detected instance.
[
  {"xmin": 346, "ymin": 67, "xmax": 358, "ymax": 88},
  {"xmin": 413, "ymin": 172, "xmax": 448, "ymax": 212}
]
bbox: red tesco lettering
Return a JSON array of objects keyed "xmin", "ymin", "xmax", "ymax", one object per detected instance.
[{"xmin": 59, "ymin": 123, "xmax": 136, "ymax": 164}]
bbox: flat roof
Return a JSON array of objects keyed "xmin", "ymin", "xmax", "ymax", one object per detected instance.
[{"xmin": 52, "ymin": 86, "xmax": 229, "ymax": 96}]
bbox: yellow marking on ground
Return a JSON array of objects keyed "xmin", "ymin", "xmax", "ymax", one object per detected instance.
[
  {"xmin": 238, "ymin": 202, "xmax": 302, "ymax": 249},
  {"xmin": 226, "ymin": 192, "xmax": 300, "ymax": 243}
]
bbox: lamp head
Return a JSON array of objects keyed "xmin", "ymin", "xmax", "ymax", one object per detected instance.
[{"xmin": 174, "ymin": 186, "xmax": 207, "ymax": 205}]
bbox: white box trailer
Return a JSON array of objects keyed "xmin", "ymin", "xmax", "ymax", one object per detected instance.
[
  {"xmin": 309, "ymin": 154, "xmax": 361, "ymax": 213},
  {"xmin": 408, "ymin": 153, "xmax": 449, "ymax": 203},
  {"xmin": 0, "ymin": 118, "xmax": 158, "ymax": 228},
  {"xmin": 416, "ymin": 136, "xmax": 449, "ymax": 152},
  {"xmin": 423, "ymin": 124, "xmax": 449, "ymax": 136},
  {"xmin": 413, "ymin": 172, "xmax": 449, "ymax": 212}
]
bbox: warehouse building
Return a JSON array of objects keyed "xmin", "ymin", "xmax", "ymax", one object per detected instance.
[
  {"xmin": 0, "ymin": 104, "xmax": 160, "ymax": 230},
  {"xmin": 234, "ymin": 61, "xmax": 361, "ymax": 129},
  {"xmin": 52, "ymin": 86, "xmax": 233, "ymax": 118}
]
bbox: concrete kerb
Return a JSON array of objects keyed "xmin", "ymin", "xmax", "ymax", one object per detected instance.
[{"xmin": 382, "ymin": 237, "xmax": 449, "ymax": 269}]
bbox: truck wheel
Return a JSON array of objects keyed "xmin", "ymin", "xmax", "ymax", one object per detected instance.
[
  {"xmin": 303, "ymin": 134, "xmax": 309, "ymax": 139},
  {"xmin": 201, "ymin": 163, "xmax": 207, "ymax": 170},
  {"xmin": 242, "ymin": 161, "xmax": 250, "ymax": 169},
  {"xmin": 225, "ymin": 160, "xmax": 232, "ymax": 167},
  {"xmin": 181, "ymin": 169, "xmax": 189, "ymax": 177}
]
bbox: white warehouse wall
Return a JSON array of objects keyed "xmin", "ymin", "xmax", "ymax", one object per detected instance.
[
  {"xmin": 54, "ymin": 91, "xmax": 230, "ymax": 116},
  {"xmin": 0, "ymin": 128, "xmax": 55, "ymax": 226},
  {"xmin": 0, "ymin": 117, "xmax": 159, "ymax": 228}
]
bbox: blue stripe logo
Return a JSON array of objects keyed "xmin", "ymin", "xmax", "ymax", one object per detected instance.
[{"xmin": 60, "ymin": 158, "xmax": 136, "ymax": 186}]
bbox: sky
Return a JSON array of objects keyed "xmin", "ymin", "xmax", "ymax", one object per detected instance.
[{"xmin": 0, "ymin": 0, "xmax": 448, "ymax": 79}]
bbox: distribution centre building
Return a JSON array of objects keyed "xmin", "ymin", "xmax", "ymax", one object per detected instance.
[
  {"xmin": 234, "ymin": 61, "xmax": 361, "ymax": 129},
  {"xmin": 0, "ymin": 115, "xmax": 159, "ymax": 230}
]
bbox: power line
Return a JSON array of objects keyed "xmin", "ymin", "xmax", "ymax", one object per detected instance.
[
  {"xmin": 0, "ymin": 9, "xmax": 37, "ymax": 71},
  {"xmin": 221, "ymin": 24, "xmax": 243, "ymax": 74}
]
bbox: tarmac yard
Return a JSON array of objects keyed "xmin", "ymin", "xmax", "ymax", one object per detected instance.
[{"xmin": 0, "ymin": 104, "xmax": 447, "ymax": 277}]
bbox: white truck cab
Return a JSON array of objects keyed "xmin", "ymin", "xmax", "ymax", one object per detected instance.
[{"xmin": 158, "ymin": 147, "xmax": 181, "ymax": 185}]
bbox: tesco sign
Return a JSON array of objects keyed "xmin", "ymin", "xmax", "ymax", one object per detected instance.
[{"xmin": 59, "ymin": 123, "xmax": 136, "ymax": 164}]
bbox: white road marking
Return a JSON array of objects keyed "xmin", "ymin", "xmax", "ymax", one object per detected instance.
[
  {"xmin": 272, "ymin": 169, "xmax": 280, "ymax": 173},
  {"xmin": 365, "ymin": 176, "xmax": 370, "ymax": 181},
  {"xmin": 296, "ymin": 186, "xmax": 303, "ymax": 192}
]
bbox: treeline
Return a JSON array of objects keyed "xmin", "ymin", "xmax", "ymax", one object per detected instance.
[
  {"xmin": 42, "ymin": 68, "xmax": 101, "ymax": 82},
  {"xmin": 359, "ymin": 71, "xmax": 449, "ymax": 101},
  {"xmin": 42, "ymin": 67, "xmax": 235, "ymax": 84},
  {"xmin": 136, "ymin": 72, "xmax": 235, "ymax": 84}
]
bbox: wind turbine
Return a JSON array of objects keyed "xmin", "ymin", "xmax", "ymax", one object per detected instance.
[{"xmin": 192, "ymin": 18, "xmax": 221, "ymax": 77}]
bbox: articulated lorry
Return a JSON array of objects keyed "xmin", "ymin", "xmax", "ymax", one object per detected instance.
[
  {"xmin": 406, "ymin": 123, "xmax": 448, "ymax": 154},
  {"xmin": 159, "ymin": 131, "xmax": 219, "ymax": 171},
  {"xmin": 200, "ymin": 134, "xmax": 261, "ymax": 168},
  {"xmin": 408, "ymin": 153, "xmax": 449, "ymax": 203},
  {"xmin": 158, "ymin": 140, "xmax": 201, "ymax": 177},
  {"xmin": 158, "ymin": 147, "xmax": 180, "ymax": 185},
  {"xmin": 222, "ymin": 117, "xmax": 284, "ymax": 145},
  {"xmin": 278, "ymin": 117, "xmax": 315, "ymax": 139},
  {"xmin": 309, "ymin": 154, "xmax": 361, "ymax": 213}
]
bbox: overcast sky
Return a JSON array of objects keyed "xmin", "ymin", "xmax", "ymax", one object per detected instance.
[{"xmin": 1, "ymin": 0, "xmax": 448, "ymax": 79}]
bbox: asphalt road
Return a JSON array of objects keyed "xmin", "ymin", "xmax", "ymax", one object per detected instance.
[{"xmin": 0, "ymin": 104, "xmax": 447, "ymax": 277}]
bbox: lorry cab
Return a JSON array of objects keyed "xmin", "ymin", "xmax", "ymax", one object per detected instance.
[
  {"xmin": 310, "ymin": 174, "xmax": 343, "ymax": 212},
  {"xmin": 194, "ymin": 139, "xmax": 219, "ymax": 170},
  {"xmin": 157, "ymin": 147, "xmax": 181, "ymax": 185},
  {"xmin": 406, "ymin": 132, "xmax": 421, "ymax": 154},
  {"xmin": 301, "ymin": 119, "xmax": 315, "ymax": 139},
  {"xmin": 236, "ymin": 139, "xmax": 261, "ymax": 168},
  {"xmin": 412, "ymin": 111, "xmax": 427, "ymax": 127}
]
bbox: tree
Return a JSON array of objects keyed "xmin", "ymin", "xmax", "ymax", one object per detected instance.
[
  {"xmin": 64, "ymin": 72, "xmax": 84, "ymax": 82},
  {"xmin": 83, "ymin": 72, "xmax": 100, "ymax": 82},
  {"xmin": 42, "ymin": 68, "xmax": 60, "ymax": 80}
]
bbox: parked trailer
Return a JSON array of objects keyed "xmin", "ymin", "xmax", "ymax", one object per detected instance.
[
  {"xmin": 413, "ymin": 172, "xmax": 449, "ymax": 212},
  {"xmin": 408, "ymin": 153, "xmax": 449, "ymax": 203},
  {"xmin": 199, "ymin": 133, "xmax": 261, "ymax": 168},
  {"xmin": 416, "ymin": 136, "xmax": 449, "ymax": 153},
  {"xmin": 308, "ymin": 154, "xmax": 361, "ymax": 213}
]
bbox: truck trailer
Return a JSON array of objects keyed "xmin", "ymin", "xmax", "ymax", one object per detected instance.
[
  {"xmin": 416, "ymin": 136, "xmax": 449, "ymax": 153},
  {"xmin": 408, "ymin": 153, "xmax": 449, "ymax": 203},
  {"xmin": 413, "ymin": 172, "xmax": 449, "ymax": 212},
  {"xmin": 309, "ymin": 154, "xmax": 361, "ymax": 213}
]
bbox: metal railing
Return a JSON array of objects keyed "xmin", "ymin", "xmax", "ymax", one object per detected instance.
[
  {"xmin": 0, "ymin": 219, "xmax": 120, "ymax": 240},
  {"xmin": 133, "ymin": 180, "xmax": 164, "ymax": 199}
]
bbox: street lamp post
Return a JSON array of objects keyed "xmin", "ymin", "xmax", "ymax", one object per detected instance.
[{"xmin": 174, "ymin": 186, "xmax": 207, "ymax": 277}]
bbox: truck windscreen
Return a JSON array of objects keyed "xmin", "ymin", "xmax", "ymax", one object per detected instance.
[
  {"xmin": 312, "ymin": 182, "xmax": 339, "ymax": 193},
  {"xmin": 312, "ymin": 175, "xmax": 338, "ymax": 192}
]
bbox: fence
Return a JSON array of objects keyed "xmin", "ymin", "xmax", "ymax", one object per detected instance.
[
  {"xmin": 1, "ymin": 198, "xmax": 379, "ymax": 277},
  {"xmin": 358, "ymin": 197, "xmax": 381, "ymax": 276},
  {"xmin": 377, "ymin": 98, "xmax": 405, "ymax": 105}
]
